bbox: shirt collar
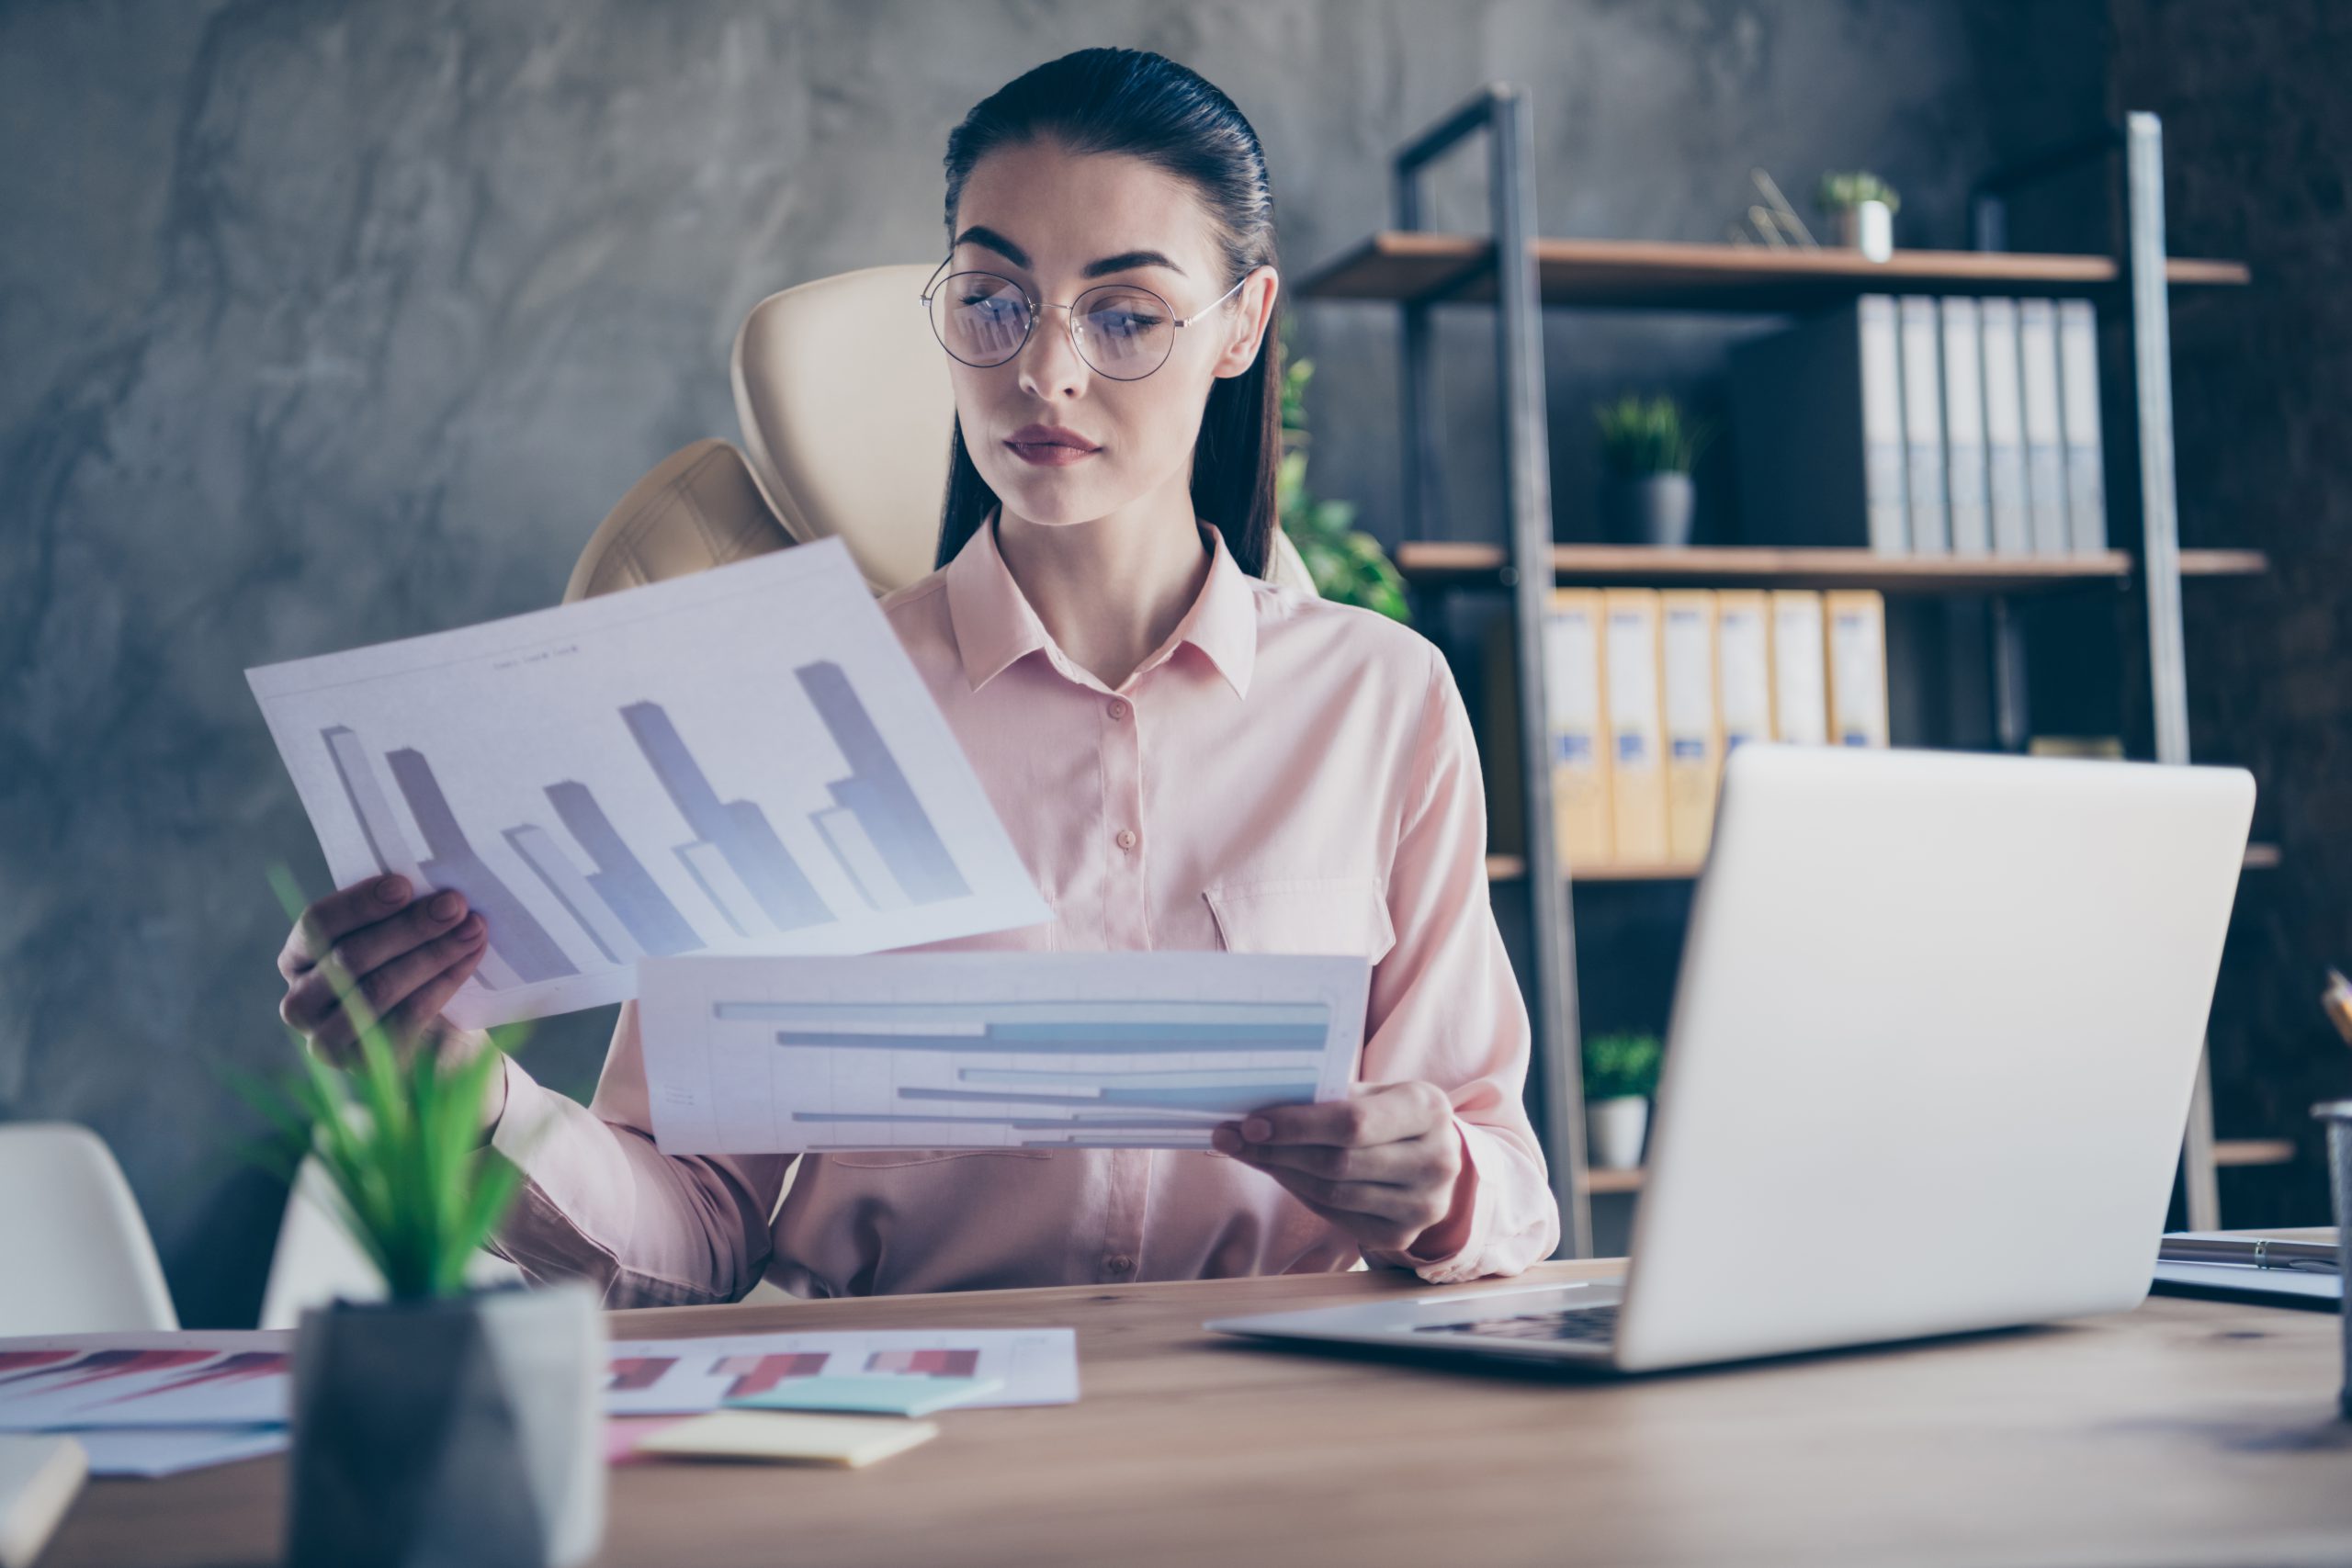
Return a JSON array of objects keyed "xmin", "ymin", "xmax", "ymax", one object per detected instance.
[{"xmin": 944, "ymin": 504, "xmax": 1258, "ymax": 700}]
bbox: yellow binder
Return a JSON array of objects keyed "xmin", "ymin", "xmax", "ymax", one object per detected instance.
[
  {"xmin": 1768, "ymin": 590, "xmax": 1830, "ymax": 745},
  {"xmin": 1602, "ymin": 589, "xmax": 1668, "ymax": 863},
  {"xmin": 1660, "ymin": 591, "xmax": 1724, "ymax": 863},
  {"xmin": 1714, "ymin": 590, "xmax": 1775, "ymax": 767},
  {"xmin": 1825, "ymin": 591, "xmax": 1892, "ymax": 747},
  {"xmin": 1481, "ymin": 592, "xmax": 1613, "ymax": 873}
]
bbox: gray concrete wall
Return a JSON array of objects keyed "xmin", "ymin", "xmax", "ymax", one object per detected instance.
[
  {"xmin": 3, "ymin": 0, "xmax": 2108, "ymax": 1324},
  {"xmin": 2111, "ymin": 0, "xmax": 2352, "ymax": 1224}
]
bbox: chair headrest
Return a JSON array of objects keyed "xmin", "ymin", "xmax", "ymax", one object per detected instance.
[{"xmin": 732, "ymin": 263, "xmax": 953, "ymax": 594}]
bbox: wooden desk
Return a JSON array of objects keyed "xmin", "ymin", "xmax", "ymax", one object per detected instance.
[{"xmin": 45, "ymin": 1260, "xmax": 2352, "ymax": 1567}]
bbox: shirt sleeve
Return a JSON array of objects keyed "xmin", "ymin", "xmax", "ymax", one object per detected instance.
[
  {"xmin": 481, "ymin": 999, "xmax": 792, "ymax": 1308},
  {"xmin": 1355, "ymin": 644, "xmax": 1562, "ymax": 1282}
]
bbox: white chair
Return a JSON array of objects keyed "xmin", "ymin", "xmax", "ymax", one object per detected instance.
[
  {"xmin": 260, "ymin": 1152, "xmax": 794, "ymax": 1323},
  {"xmin": 256, "ymin": 1153, "xmax": 527, "ymax": 1330},
  {"xmin": 0, "ymin": 1122, "xmax": 178, "ymax": 1334}
]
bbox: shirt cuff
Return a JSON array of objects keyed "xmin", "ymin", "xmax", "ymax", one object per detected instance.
[{"xmin": 1371, "ymin": 1119, "xmax": 1498, "ymax": 1282}]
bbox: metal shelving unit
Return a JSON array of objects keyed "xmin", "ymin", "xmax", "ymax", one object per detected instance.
[{"xmin": 1296, "ymin": 86, "xmax": 2265, "ymax": 1257}]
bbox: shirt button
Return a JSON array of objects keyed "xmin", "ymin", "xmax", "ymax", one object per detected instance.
[
  {"xmin": 1107, "ymin": 698, "xmax": 1128, "ymax": 720},
  {"xmin": 1115, "ymin": 828, "xmax": 1137, "ymax": 851},
  {"xmin": 1105, "ymin": 1255, "xmax": 1135, "ymax": 1274}
]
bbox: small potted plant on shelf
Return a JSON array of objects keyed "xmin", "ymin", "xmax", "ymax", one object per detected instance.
[
  {"xmin": 1594, "ymin": 393, "xmax": 1710, "ymax": 548},
  {"xmin": 1582, "ymin": 1031, "xmax": 1664, "ymax": 1171},
  {"xmin": 233, "ymin": 868, "xmax": 604, "ymax": 1568},
  {"xmin": 1817, "ymin": 170, "xmax": 1900, "ymax": 262}
]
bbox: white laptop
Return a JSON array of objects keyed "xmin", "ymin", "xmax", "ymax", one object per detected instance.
[{"xmin": 1205, "ymin": 742, "xmax": 2256, "ymax": 1374}]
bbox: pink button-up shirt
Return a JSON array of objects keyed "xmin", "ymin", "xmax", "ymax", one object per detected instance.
[{"xmin": 486, "ymin": 509, "xmax": 1558, "ymax": 1303}]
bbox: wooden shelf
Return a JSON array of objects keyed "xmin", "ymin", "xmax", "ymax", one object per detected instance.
[
  {"xmin": 1487, "ymin": 843, "xmax": 2278, "ymax": 885},
  {"xmin": 1401, "ymin": 541, "xmax": 2270, "ymax": 594},
  {"xmin": 1585, "ymin": 1167, "xmax": 1646, "ymax": 1195},
  {"xmin": 1296, "ymin": 231, "xmax": 2252, "ymax": 312}
]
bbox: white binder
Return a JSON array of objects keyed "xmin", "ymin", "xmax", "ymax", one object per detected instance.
[
  {"xmin": 2057, "ymin": 298, "xmax": 2109, "ymax": 553},
  {"xmin": 2018, "ymin": 298, "xmax": 2070, "ymax": 556},
  {"xmin": 1979, "ymin": 297, "xmax": 2033, "ymax": 556},
  {"xmin": 1897, "ymin": 296, "xmax": 1949, "ymax": 554},
  {"xmin": 1939, "ymin": 298, "xmax": 1991, "ymax": 556},
  {"xmin": 1769, "ymin": 591, "xmax": 1830, "ymax": 746}
]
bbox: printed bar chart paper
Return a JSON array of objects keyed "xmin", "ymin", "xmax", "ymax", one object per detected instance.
[
  {"xmin": 636, "ymin": 952, "xmax": 1371, "ymax": 1154},
  {"xmin": 246, "ymin": 537, "xmax": 1050, "ymax": 1027}
]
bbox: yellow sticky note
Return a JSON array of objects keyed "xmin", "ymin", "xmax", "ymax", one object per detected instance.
[{"xmin": 630, "ymin": 1409, "xmax": 940, "ymax": 1468}]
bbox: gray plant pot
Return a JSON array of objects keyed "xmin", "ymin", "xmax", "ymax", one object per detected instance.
[
  {"xmin": 287, "ymin": 1280, "xmax": 605, "ymax": 1568},
  {"xmin": 1601, "ymin": 472, "xmax": 1695, "ymax": 547}
]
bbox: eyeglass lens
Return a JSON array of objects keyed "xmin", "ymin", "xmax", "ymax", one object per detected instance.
[{"xmin": 929, "ymin": 273, "xmax": 1177, "ymax": 379}]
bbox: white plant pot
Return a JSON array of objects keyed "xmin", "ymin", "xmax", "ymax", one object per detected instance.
[
  {"xmin": 1837, "ymin": 199, "xmax": 1894, "ymax": 262},
  {"xmin": 287, "ymin": 1280, "xmax": 605, "ymax": 1568},
  {"xmin": 1587, "ymin": 1096, "xmax": 1650, "ymax": 1171}
]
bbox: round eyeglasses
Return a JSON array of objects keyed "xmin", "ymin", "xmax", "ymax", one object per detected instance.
[{"xmin": 920, "ymin": 259, "xmax": 1260, "ymax": 381}]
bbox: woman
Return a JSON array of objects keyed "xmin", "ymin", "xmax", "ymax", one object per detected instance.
[{"xmin": 276, "ymin": 47, "xmax": 1559, "ymax": 1303}]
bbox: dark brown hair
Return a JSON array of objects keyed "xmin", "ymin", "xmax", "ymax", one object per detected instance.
[{"xmin": 934, "ymin": 47, "xmax": 1281, "ymax": 578}]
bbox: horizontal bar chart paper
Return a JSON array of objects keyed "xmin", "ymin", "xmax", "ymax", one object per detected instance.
[
  {"xmin": 246, "ymin": 537, "xmax": 1050, "ymax": 1028},
  {"xmin": 637, "ymin": 952, "xmax": 1370, "ymax": 1154}
]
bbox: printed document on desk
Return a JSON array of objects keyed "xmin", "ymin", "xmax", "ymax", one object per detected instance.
[
  {"xmin": 637, "ymin": 951, "xmax": 1371, "ymax": 1154},
  {"xmin": 246, "ymin": 538, "xmax": 1049, "ymax": 1028}
]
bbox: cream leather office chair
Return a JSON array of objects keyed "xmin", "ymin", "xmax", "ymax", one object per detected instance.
[{"xmin": 565, "ymin": 262, "xmax": 1318, "ymax": 605}]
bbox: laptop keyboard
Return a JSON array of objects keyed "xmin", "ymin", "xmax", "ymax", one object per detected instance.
[{"xmin": 1414, "ymin": 1303, "xmax": 1620, "ymax": 1344}]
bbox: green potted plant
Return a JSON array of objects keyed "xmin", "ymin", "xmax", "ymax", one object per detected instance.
[
  {"xmin": 1594, "ymin": 393, "xmax": 1711, "ymax": 547},
  {"xmin": 1275, "ymin": 319, "xmax": 1410, "ymax": 621},
  {"xmin": 235, "ymin": 868, "xmax": 604, "ymax": 1568},
  {"xmin": 1816, "ymin": 170, "xmax": 1900, "ymax": 261},
  {"xmin": 1581, "ymin": 1030, "xmax": 1664, "ymax": 1171}
]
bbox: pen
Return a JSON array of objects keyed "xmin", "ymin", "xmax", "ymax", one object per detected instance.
[{"xmin": 2158, "ymin": 1235, "xmax": 2340, "ymax": 1273}]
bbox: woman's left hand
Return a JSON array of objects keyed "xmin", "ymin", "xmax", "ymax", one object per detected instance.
[{"xmin": 1211, "ymin": 1081, "xmax": 1473, "ymax": 1259}]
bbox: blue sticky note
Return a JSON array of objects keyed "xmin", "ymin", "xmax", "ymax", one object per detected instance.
[{"xmin": 722, "ymin": 1374, "xmax": 1004, "ymax": 1417}]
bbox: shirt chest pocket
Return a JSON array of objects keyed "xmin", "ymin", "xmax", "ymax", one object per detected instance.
[{"xmin": 1202, "ymin": 875, "xmax": 1397, "ymax": 964}]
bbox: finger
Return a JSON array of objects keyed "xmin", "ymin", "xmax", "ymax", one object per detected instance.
[
  {"xmin": 1237, "ymin": 1081, "xmax": 1449, "ymax": 1148},
  {"xmin": 1249, "ymin": 1163, "xmax": 1435, "ymax": 1252},
  {"xmin": 1212, "ymin": 1123, "xmax": 1447, "ymax": 1186},
  {"xmin": 314, "ymin": 889, "xmax": 473, "ymax": 991},
  {"xmin": 279, "ymin": 874, "xmax": 413, "ymax": 978},
  {"xmin": 376, "ymin": 941, "xmax": 490, "ymax": 1048},
  {"xmin": 304, "ymin": 915, "xmax": 487, "ymax": 1051}
]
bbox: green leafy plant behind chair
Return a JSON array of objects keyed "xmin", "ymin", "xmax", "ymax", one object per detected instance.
[{"xmin": 1276, "ymin": 319, "xmax": 1409, "ymax": 622}]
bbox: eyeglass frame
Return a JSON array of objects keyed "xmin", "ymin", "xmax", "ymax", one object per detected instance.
[{"xmin": 918, "ymin": 256, "xmax": 1268, "ymax": 381}]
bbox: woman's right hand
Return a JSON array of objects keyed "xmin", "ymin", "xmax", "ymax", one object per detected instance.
[{"xmin": 277, "ymin": 874, "xmax": 489, "ymax": 1071}]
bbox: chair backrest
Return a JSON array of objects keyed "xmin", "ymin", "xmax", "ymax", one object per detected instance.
[
  {"xmin": 566, "ymin": 263, "xmax": 1317, "ymax": 604},
  {"xmin": 0, "ymin": 1123, "xmax": 177, "ymax": 1334},
  {"xmin": 256, "ymin": 1153, "xmax": 526, "ymax": 1331}
]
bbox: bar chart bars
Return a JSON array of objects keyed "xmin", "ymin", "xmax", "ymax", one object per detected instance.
[
  {"xmin": 715, "ymin": 998, "xmax": 1335, "ymax": 1148},
  {"xmin": 380, "ymin": 744, "xmax": 576, "ymax": 987},
  {"xmin": 313, "ymin": 660, "xmax": 979, "ymax": 989},
  {"xmin": 797, "ymin": 660, "xmax": 969, "ymax": 907},
  {"xmin": 624, "ymin": 700, "xmax": 832, "ymax": 937}
]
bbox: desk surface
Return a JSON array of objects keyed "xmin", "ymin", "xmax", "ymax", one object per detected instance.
[{"xmin": 46, "ymin": 1260, "xmax": 2352, "ymax": 1568}]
